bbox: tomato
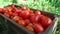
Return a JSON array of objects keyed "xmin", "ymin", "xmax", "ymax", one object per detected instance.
[
  {"xmin": 18, "ymin": 20, "xmax": 26, "ymax": 26},
  {"xmin": 40, "ymin": 15, "xmax": 52, "ymax": 27},
  {"xmin": 30, "ymin": 15, "xmax": 35, "ymax": 23},
  {"xmin": 4, "ymin": 13, "xmax": 10, "ymax": 18},
  {"xmin": 14, "ymin": 8, "xmax": 21, "ymax": 13},
  {"xmin": 12, "ymin": 12, "xmax": 18, "ymax": 16},
  {"xmin": 34, "ymin": 23, "xmax": 44, "ymax": 33},
  {"xmin": 0, "ymin": 8, "xmax": 3, "ymax": 11},
  {"xmin": 41, "ymin": 12, "xmax": 45, "ymax": 15},
  {"xmin": 28, "ymin": 23, "xmax": 33, "ymax": 27},
  {"xmin": 26, "ymin": 25, "xmax": 34, "ymax": 32},
  {"xmin": 9, "ymin": 4, "xmax": 16, "ymax": 10},
  {"xmin": 25, "ymin": 19, "xmax": 30, "ymax": 24},
  {"xmin": 8, "ymin": 11, "xmax": 13, "ymax": 15},
  {"xmin": 3, "ymin": 8, "xmax": 9, "ymax": 14},
  {"xmin": 15, "ymin": 9, "xmax": 22, "ymax": 16},
  {"xmin": 0, "ymin": 8, "xmax": 3, "ymax": 13},
  {"xmin": 3, "ymin": 8, "xmax": 7, "ymax": 11},
  {"xmin": 10, "ymin": 4, "xmax": 15, "ymax": 9},
  {"xmin": 27, "ymin": 8, "xmax": 30, "ymax": 11},
  {"xmin": 20, "ymin": 10, "xmax": 30, "ymax": 19},
  {"xmin": 21, "ymin": 6, "xmax": 27, "ymax": 10},
  {"xmin": 29, "ymin": 10, "xmax": 34, "ymax": 14},
  {"xmin": 35, "ymin": 10, "xmax": 41, "ymax": 15},
  {"xmin": 12, "ymin": 16, "xmax": 20, "ymax": 22},
  {"xmin": 30, "ymin": 15, "xmax": 40, "ymax": 23},
  {"xmin": 6, "ymin": 7, "xmax": 13, "ymax": 12}
]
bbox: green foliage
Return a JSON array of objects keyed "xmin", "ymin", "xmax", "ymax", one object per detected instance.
[
  {"xmin": 47, "ymin": 0, "xmax": 60, "ymax": 7},
  {"xmin": 12, "ymin": 0, "xmax": 17, "ymax": 4},
  {"xmin": 56, "ymin": 31, "xmax": 60, "ymax": 34},
  {"xmin": 16, "ymin": 0, "xmax": 60, "ymax": 15},
  {"xmin": 0, "ymin": 0, "xmax": 12, "ymax": 8}
]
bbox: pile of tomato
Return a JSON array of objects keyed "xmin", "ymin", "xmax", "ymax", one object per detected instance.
[{"xmin": 0, "ymin": 4, "xmax": 52, "ymax": 34}]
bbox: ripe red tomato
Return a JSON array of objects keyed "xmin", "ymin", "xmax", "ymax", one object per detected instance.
[
  {"xmin": 26, "ymin": 25, "xmax": 34, "ymax": 32},
  {"xmin": 14, "ymin": 8, "xmax": 22, "ymax": 13},
  {"xmin": 12, "ymin": 16, "xmax": 20, "ymax": 22},
  {"xmin": 34, "ymin": 23, "xmax": 44, "ymax": 33},
  {"xmin": 27, "ymin": 8, "xmax": 30, "ymax": 11},
  {"xmin": 40, "ymin": 15, "xmax": 52, "ymax": 27},
  {"xmin": 18, "ymin": 20, "xmax": 26, "ymax": 26},
  {"xmin": 4, "ymin": 13, "xmax": 10, "ymax": 18},
  {"xmin": 10, "ymin": 4, "xmax": 15, "ymax": 9},
  {"xmin": 35, "ymin": 10, "xmax": 41, "ymax": 15},
  {"xmin": 25, "ymin": 19, "xmax": 30, "ymax": 24},
  {"xmin": 30, "ymin": 15, "xmax": 40, "ymax": 23},
  {"xmin": 3, "ymin": 8, "xmax": 9, "ymax": 13},
  {"xmin": 12, "ymin": 12, "xmax": 18, "ymax": 16},
  {"xmin": 6, "ymin": 7, "xmax": 13, "ymax": 12},
  {"xmin": 9, "ymin": 11, "xmax": 13, "ymax": 15},
  {"xmin": 20, "ymin": 10, "xmax": 30, "ymax": 19},
  {"xmin": 0, "ymin": 8, "xmax": 3, "ymax": 13},
  {"xmin": 29, "ymin": 10, "xmax": 34, "ymax": 14},
  {"xmin": 3, "ymin": 7, "xmax": 7, "ymax": 11},
  {"xmin": 21, "ymin": 6, "xmax": 27, "ymax": 10},
  {"xmin": 28, "ymin": 23, "xmax": 33, "ymax": 27}
]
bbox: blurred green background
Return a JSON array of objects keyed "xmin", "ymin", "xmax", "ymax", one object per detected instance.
[{"xmin": 0, "ymin": 0, "xmax": 60, "ymax": 34}]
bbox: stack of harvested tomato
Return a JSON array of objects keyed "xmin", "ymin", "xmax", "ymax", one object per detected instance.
[{"xmin": 0, "ymin": 4, "xmax": 52, "ymax": 33}]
